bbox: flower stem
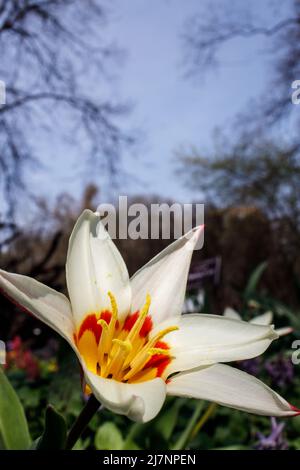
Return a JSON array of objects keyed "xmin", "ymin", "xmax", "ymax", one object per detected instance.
[
  {"xmin": 171, "ymin": 400, "xmax": 204, "ymax": 450},
  {"xmin": 66, "ymin": 395, "xmax": 102, "ymax": 450},
  {"xmin": 190, "ymin": 402, "xmax": 217, "ymax": 440}
]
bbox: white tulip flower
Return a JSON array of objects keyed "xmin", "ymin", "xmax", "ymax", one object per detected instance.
[{"xmin": 1, "ymin": 210, "xmax": 299, "ymax": 423}]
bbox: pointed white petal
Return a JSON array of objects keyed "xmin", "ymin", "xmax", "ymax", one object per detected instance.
[
  {"xmin": 250, "ymin": 311, "xmax": 273, "ymax": 326},
  {"xmin": 223, "ymin": 307, "xmax": 241, "ymax": 321},
  {"xmin": 66, "ymin": 210, "xmax": 131, "ymax": 326},
  {"xmin": 130, "ymin": 226, "xmax": 204, "ymax": 325},
  {"xmin": 276, "ymin": 326, "xmax": 293, "ymax": 337},
  {"xmin": 0, "ymin": 269, "xmax": 74, "ymax": 344},
  {"xmin": 84, "ymin": 367, "xmax": 166, "ymax": 422},
  {"xmin": 250, "ymin": 312, "xmax": 292, "ymax": 336},
  {"xmin": 156, "ymin": 314, "xmax": 278, "ymax": 374},
  {"xmin": 167, "ymin": 363, "xmax": 300, "ymax": 417}
]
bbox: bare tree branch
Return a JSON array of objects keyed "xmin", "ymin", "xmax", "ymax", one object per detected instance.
[
  {"xmin": 0, "ymin": 0, "xmax": 133, "ymax": 219},
  {"xmin": 183, "ymin": 8, "xmax": 298, "ymax": 72},
  {"xmin": 181, "ymin": 0, "xmax": 300, "ymax": 179}
]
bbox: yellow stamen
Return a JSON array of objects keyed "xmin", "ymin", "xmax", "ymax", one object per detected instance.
[
  {"xmin": 122, "ymin": 335, "xmax": 146, "ymax": 367},
  {"xmin": 123, "ymin": 325, "xmax": 177, "ymax": 368},
  {"xmin": 97, "ymin": 319, "xmax": 109, "ymax": 364},
  {"xmin": 126, "ymin": 294, "xmax": 151, "ymax": 343},
  {"xmin": 147, "ymin": 325, "xmax": 178, "ymax": 348},
  {"xmin": 148, "ymin": 347, "xmax": 170, "ymax": 355},
  {"xmin": 108, "ymin": 291, "xmax": 118, "ymax": 319},
  {"xmin": 103, "ymin": 339, "xmax": 132, "ymax": 379},
  {"xmin": 120, "ymin": 296, "xmax": 152, "ymax": 367},
  {"xmin": 105, "ymin": 291, "xmax": 118, "ymax": 350},
  {"xmin": 123, "ymin": 347, "xmax": 169, "ymax": 381}
]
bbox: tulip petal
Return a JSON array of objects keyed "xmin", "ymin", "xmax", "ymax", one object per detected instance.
[
  {"xmin": 249, "ymin": 312, "xmax": 292, "ymax": 336},
  {"xmin": 223, "ymin": 307, "xmax": 241, "ymax": 321},
  {"xmin": 276, "ymin": 326, "xmax": 293, "ymax": 337},
  {"xmin": 66, "ymin": 210, "xmax": 131, "ymax": 326},
  {"xmin": 250, "ymin": 311, "xmax": 273, "ymax": 326},
  {"xmin": 155, "ymin": 314, "xmax": 278, "ymax": 374},
  {"xmin": 224, "ymin": 309, "xmax": 291, "ymax": 337},
  {"xmin": 83, "ymin": 368, "xmax": 166, "ymax": 422},
  {"xmin": 0, "ymin": 269, "xmax": 74, "ymax": 344},
  {"xmin": 167, "ymin": 363, "xmax": 300, "ymax": 417},
  {"xmin": 130, "ymin": 226, "xmax": 204, "ymax": 325}
]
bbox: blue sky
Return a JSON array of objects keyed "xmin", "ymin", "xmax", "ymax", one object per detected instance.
[{"xmin": 23, "ymin": 0, "xmax": 292, "ymax": 215}]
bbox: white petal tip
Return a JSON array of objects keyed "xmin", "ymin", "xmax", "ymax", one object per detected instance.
[
  {"xmin": 191, "ymin": 225, "xmax": 205, "ymax": 235},
  {"xmin": 276, "ymin": 327, "xmax": 293, "ymax": 337},
  {"xmin": 185, "ymin": 225, "xmax": 204, "ymax": 252}
]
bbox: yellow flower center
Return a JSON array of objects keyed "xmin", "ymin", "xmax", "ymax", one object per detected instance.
[{"xmin": 74, "ymin": 292, "xmax": 178, "ymax": 385}]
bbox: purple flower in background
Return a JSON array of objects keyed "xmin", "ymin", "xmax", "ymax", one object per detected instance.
[
  {"xmin": 265, "ymin": 355, "xmax": 294, "ymax": 389},
  {"xmin": 255, "ymin": 418, "xmax": 288, "ymax": 450},
  {"xmin": 238, "ymin": 357, "xmax": 262, "ymax": 376}
]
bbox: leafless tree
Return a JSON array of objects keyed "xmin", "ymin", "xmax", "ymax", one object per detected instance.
[
  {"xmin": 182, "ymin": 0, "xmax": 300, "ymax": 129},
  {"xmin": 179, "ymin": 1, "xmax": 300, "ymax": 200},
  {"xmin": 178, "ymin": 1, "xmax": 300, "ymax": 260},
  {"xmin": 0, "ymin": 0, "xmax": 134, "ymax": 218}
]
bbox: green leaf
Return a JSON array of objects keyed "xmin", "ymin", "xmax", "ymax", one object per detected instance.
[
  {"xmin": 244, "ymin": 261, "xmax": 268, "ymax": 301},
  {"xmin": 95, "ymin": 422, "xmax": 124, "ymax": 450},
  {"xmin": 36, "ymin": 405, "xmax": 67, "ymax": 450},
  {"xmin": 0, "ymin": 367, "xmax": 31, "ymax": 449}
]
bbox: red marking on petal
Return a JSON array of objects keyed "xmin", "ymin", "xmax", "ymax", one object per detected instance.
[
  {"xmin": 78, "ymin": 314, "xmax": 102, "ymax": 343},
  {"xmin": 155, "ymin": 341, "xmax": 169, "ymax": 350},
  {"xmin": 144, "ymin": 340, "xmax": 171, "ymax": 377},
  {"xmin": 144, "ymin": 353, "xmax": 171, "ymax": 377},
  {"xmin": 78, "ymin": 311, "xmax": 112, "ymax": 344},
  {"xmin": 140, "ymin": 315, "xmax": 153, "ymax": 337},
  {"xmin": 100, "ymin": 310, "xmax": 112, "ymax": 324},
  {"xmin": 123, "ymin": 311, "xmax": 153, "ymax": 337},
  {"xmin": 156, "ymin": 357, "xmax": 171, "ymax": 377},
  {"xmin": 123, "ymin": 312, "xmax": 139, "ymax": 331}
]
